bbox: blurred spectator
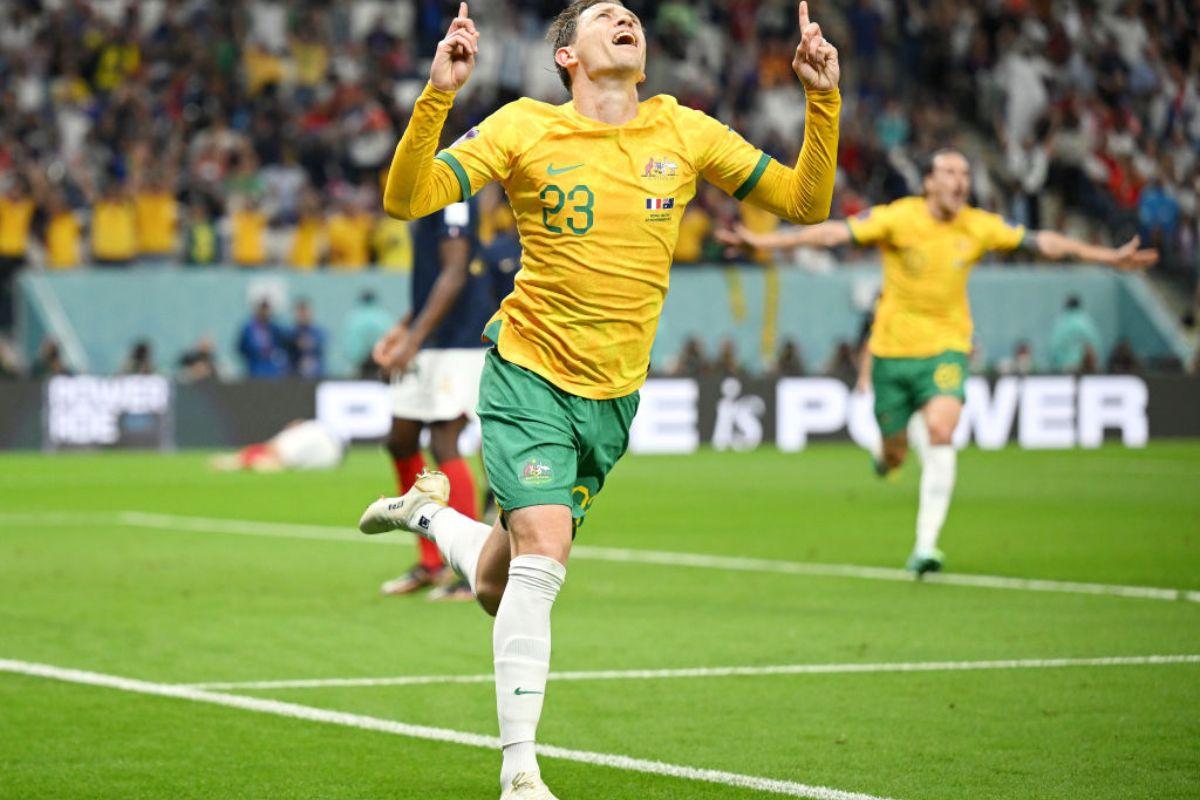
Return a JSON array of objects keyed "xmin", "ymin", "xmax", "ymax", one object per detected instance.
[
  {"xmin": 327, "ymin": 195, "xmax": 373, "ymax": 270},
  {"xmin": 342, "ymin": 290, "xmax": 394, "ymax": 378},
  {"xmin": 825, "ymin": 340, "xmax": 859, "ymax": 383},
  {"xmin": 997, "ymin": 340, "xmax": 1036, "ymax": 376},
  {"xmin": 91, "ymin": 181, "xmax": 137, "ymax": 267},
  {"xmin": 31, "ymin": 337, "xmax": 71, "ymax": 378},
  {"xmin": 230, "ymin": 198, "xmax": 268, "ymax": 268},
  {"xmin": 0, "ymin": 337, "xmax": 22, "ymax": 379},
  {"xmin": 667, "ymin": 336, "xmax": 709, "ymax": 377},
  {"xmin": 44, "ymin": 191, "xmax": 82, "ymax": 270},
  {"xmin": 178, "ymin": 336, "xmax": 220, "ymax": 383},
  {"xmin": 287, "ymin": 299, "xmax": 326, "ymax": 379},
  {"xmin": 121, "ymin": 340, "xmax": 156, "ymax": 375},
  {"xmin": 0, "ymin": 176, "xmax": 36, "ymax": 329},
  {"xmin": 288, "ymin": 191, "xmax": 326, "ymax": 270},
  {"xmin": 236, "ymin": 299, "xmax": 289, "ymax": 379},
  {"xmin": 715, "ymin": 338, "xmax": 743, "ymax": 376},
  {"xmin": 183, "ymin": 201, "xmax": 220, "ymax": 266},
  {"xmin": 1049, "ymin": 295, "xmax": 1103, "ymax": 373},
  {"xmin": 773, "ymin": 338, "xmax": 806, "ymax": 377},
  {"xmin": 372, "ymin": 213, "xmax": 413, "ymax": 271},
  {"xmin": 1107, "ymin": 339, "xmax": 1142, "ymax": 375}
]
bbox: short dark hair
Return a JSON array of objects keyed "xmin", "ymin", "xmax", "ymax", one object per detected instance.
[{"xmin": 547, "ymin": 0, "xmax": 625, "ymax": 91}]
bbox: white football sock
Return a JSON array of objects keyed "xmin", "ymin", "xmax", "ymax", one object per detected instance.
[
  {"xmin": 414, "ymin": 503, "xmax": 491, "ymax": 593},
  {"xmin": 494, "ymin": 554, "xmax": 565, "ymax": 789},
  {"xmin": 915, "ymin": 445, "xmax": 956, "ymax": 554},
  {"xmin": 907, "ymin": 413, "xmax": 930, "ymax": 465}
]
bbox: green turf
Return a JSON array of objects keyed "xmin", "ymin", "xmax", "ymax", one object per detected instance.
[{"xmin": 1, "ymin": 443, "xmax": 1198, "ymax": 799}]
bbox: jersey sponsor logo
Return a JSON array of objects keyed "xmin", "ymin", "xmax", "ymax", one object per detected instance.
[
  {"xmin": 520, "ymin": 457, "xmax": 554, "ymax": 485},
  {"xmin": 642, "ymin": 156, "xmax": 678, "ymax": 179},
  {"xmin": 547, "ymin": 163, "xmax": 584, "ymax": 175},
  {"xmin": 645, "ymin": 197, "xmax": 675, "ymax": 210}
]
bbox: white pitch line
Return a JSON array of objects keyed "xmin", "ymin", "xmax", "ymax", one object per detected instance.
[
  {"xmin": 5, "ymin": 510, "xmax": 1199, "ymax": 604},
  {"xmin": 0, "ymin": 658, "xmax": 895, "ymax": 800},
  {"xmin": 183, "ymin": 654, "xmax": 1200, "ymax": 691}
]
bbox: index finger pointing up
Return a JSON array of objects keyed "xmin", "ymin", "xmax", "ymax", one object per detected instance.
[
  {"xmin": 799, "ymin": 1, "xmax": 809, "ymax": 30},
  {"xmin": 458, "ymin": 2, "xmax": 468, "ymax": 19}
]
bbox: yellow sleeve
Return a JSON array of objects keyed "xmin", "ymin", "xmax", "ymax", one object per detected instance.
[
  {"xmin": 845, "ymin": 203, "xmax": 896, "ymax": 246},
  {"xmin": 689, "ymin": 90, "xmax": 841, "ymax": 224},
  {"xmin": 977, "ymin": 211, "xmax": 1028, "ymax": 252},
  {"xmin": 382, "ymin": 83, "xmax": 472, "ymax": 220},
  {"xmin": 434, "ymin": 102, "xmax": 522, "ymax": 200}
]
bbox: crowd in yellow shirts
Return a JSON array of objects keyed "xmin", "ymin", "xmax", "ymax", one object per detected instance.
[{"xmin": 0, "ymin": 169, "xmax": 415, "ymax": 273}]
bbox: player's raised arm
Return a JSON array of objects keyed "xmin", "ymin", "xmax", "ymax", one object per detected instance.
[
  {"xmin": 383, "ymin": 3, "xmax": 480, "ymax": 220},
  {"xmin": 1033, "ymin": 231, "xmax": 1159, "ymax": 271},
  {"xmin": 703, "ymin": 2, "xmax": 841, "ymax": 225}
]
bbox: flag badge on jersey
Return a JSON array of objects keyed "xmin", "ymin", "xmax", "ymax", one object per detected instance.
[{"xmin": 645, "ymin": 197, "xmax": 675, "ymax": 210}]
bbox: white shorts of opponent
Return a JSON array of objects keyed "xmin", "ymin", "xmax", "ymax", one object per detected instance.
[
  {"xmin": 272, "ymin": 420, "xmax": 346, "ymax": 470},
  {"xmin": 390, "ymin": 348, "xmax": 487, "ymax": 423}
]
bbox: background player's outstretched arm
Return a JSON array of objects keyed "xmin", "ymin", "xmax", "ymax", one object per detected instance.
[
  {"xmin": 383, "ymin": 4, "xmax": 479, "ymax": 221},
  {"xmin": 738, "ymin": 2, "xmax": 841, "ymax": 224},
  {"xmin": 716, "ymin": 220, "xmax": 850, "ymax": 252},
  {"xmin": 1033, "ymin": 231, "xmax": 1159, "ymax": 271}
]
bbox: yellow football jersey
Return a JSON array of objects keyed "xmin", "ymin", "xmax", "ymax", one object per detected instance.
[
  {"xmin": 386, "ymin": 83, "xmax": 840, "ymax": 399},
  {"xmin": 0, "ymin": 197, "xmax": 35, "ymax": 257},
  {"xmin": 847, "ymin": 196, "xmax": 1026, "ymax": 358},
  {"xmin": 46, "ymin": 212, "xmax": 81, "ymax": 268},
  {"xmin": 134, "ymin": 191, "xmax": 178, "ymax": 255},
  {"xmin": 91, "ymin": 200, "xmax": 138, "ymax": 261}
]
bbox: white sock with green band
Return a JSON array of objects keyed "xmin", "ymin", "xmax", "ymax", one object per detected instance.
[{"xmin": 494, "ymin": 554, "xmax": 566, "ymax": 789}]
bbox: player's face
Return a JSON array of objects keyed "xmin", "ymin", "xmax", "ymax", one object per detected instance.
[
  {"xmin": 925, "ymin": 152, "xmax": 971, "ymax": 216},
  {"xmin": 566, "ymin": 3, "xmax": 646, "ymax": 84}
]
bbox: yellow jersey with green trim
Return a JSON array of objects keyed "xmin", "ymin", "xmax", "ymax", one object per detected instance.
[
  {"xmin": 847, "ymin": 196, "xmax": 1026, "ymax": 359},
  {"xmin": 430, "ymin": 91, "xmax": 838, "ymax": 398}
]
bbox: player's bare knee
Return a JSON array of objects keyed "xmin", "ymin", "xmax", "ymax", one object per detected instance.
[
  {"xmin": 385, "ymin": 437, "xmax": 419, "ymax": 461},
  {"xmin": 928, "ymin": 421, "xmax": 956, "ymax": 445}
]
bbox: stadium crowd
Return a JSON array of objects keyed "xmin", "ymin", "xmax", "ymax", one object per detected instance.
[{"xmin": 0, "ymin": 0, "xmax": 1196, "ymax": 366}]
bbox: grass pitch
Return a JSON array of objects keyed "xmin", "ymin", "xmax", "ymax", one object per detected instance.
[{"xmin": 1, "ymin": 442, "xmax": 1198, "ymax": 799}]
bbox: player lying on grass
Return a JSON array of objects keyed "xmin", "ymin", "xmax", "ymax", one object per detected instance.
[
  {"xmin": 718, "ymin": 149, "xmax": 1158, "ymax": 578},
  {"xmin": 358, "ymin": 2, "xmax": 840, "ymax": 797},
  {"xmin": 209, "ymin": 419, "xmax": 345, "ymax": 473}
]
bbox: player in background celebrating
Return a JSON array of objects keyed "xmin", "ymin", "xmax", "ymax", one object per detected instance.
[
  {"xmin": 372, "ymin": 196, "xmax": 487, "ymax": 601},
  {"xmin": 718, "ymin": 149, "xmax": 1157, "ymax": 577},
  {"xmin": 358, "ymin": 2, "xmax": 840, "ymax": 797}
]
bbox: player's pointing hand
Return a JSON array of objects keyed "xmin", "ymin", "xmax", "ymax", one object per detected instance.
[
  {"xmin": 430, "ymin": 2, "xmax": 479, "ymax": 93},
  {"xmin": 793, "ymin": 1, "xmax": 839, "ymax": 92}
]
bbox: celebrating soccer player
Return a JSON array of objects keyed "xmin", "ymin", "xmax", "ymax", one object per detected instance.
[
  {"xmin": 358, "ymin": 2, "xmax": 841, "ymax": 797},
  {"xmin": 718, "ymin": 148, "xmax": 1158, "ymax": 578}
]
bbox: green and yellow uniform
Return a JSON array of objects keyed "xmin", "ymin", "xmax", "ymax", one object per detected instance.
[
  {"xmin": 387, "ymin": 82, "xmax": 840, "ymax": 522},
  {"xmin": 846, "ymin": 196, "xmax": 1027, "ymax": 435}
]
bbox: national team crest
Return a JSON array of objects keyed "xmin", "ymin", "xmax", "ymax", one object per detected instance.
[
  {"xmin": 645, "ymin": 197, "xmax": 675, "ymax": 210},
  {"xmin": 642, "ymin": 156, "xmax": 679, "ymax": 179},
  {"xmin": 520, "ymin": 457, "xmax": 553, "ymax": 485}
]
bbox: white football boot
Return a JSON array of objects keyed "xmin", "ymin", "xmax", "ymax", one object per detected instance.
[
  {"xmin": 499, "ymin": 772, "xmax": 559, "ymax": 800},
  {"xmin": 358, "ymin": 469, "xmax": 449, "ymax": 536}
]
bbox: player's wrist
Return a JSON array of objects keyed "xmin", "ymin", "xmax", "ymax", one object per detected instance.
[{"xmin": 423, "ymin": 80, "xmax": 458, "ymax": 102}]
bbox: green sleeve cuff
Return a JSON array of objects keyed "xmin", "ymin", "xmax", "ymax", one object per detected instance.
[
  {"xmin": 435, "ymin": 151, "xmax": 472, "ymax": 201},
  {"xmin": 733, "ymin": 152, "xmax": 772, "ymax": 201}
]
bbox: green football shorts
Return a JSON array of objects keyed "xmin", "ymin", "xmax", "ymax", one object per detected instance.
[
  {"xmin": 476, "ymin": 347, "xmax": 639, "ymax": 530},
  {"xmin": 872, "ymin": 350, "xmax": 969, "ymax": 437}
]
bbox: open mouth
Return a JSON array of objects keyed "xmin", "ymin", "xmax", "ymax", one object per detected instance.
[{"xmin": 612, "ymin": 30, "xmax": 638, "ymax": 47}]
